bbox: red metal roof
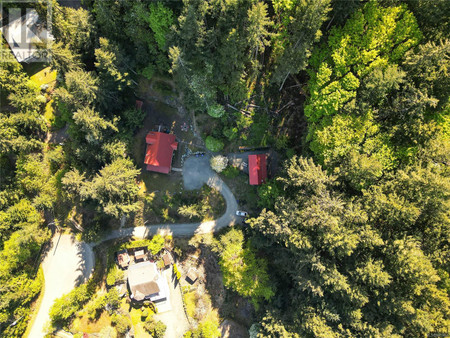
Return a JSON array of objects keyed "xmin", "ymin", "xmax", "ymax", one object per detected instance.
[
  {"xmin": 144, "ymin": 132, "xmax": 178, "ymax": 174},
  {"xmin": 248, "ymin": 154, "xmax": 267, "ymax": 185}
]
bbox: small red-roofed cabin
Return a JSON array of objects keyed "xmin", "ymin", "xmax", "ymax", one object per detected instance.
[
  {"xmin": 144, "ymin": 131, "xmax": 178, "ymax": 174},
  {"xmin": 248, "ymin": 154, "xmax": 267, "ymax": 185}
]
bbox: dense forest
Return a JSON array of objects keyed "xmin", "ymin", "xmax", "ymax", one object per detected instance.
[{"xmin": 0, "ymin": 0, "xmax": 449, "ymax": 336}]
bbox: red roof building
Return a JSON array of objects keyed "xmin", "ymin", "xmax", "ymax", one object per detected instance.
[
  {"xmin": 144, "ymin": 131, "xmax": 178, "ymax": 174},
  {"xmin": 248, "ymin": 154, "xmax": 267, "ymax": 185}
]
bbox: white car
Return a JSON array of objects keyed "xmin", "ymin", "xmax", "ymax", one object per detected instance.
[{"xmin": 236, "ymin": 211, "xmax": 248, "ymax": 217}]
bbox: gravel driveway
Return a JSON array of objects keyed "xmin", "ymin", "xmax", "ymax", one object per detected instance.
[
  {"xmin": 154, "ymin": 270, "xmax": 189, "ymax": 338},
  {"xmin": 28, "ymin": 234, "xmax": 94, "ymax": 338},
  {"xmin": 182, "ymin": 155, "xmax": 212, "ymax": 190}
]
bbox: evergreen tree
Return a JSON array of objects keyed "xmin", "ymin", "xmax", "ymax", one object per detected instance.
[
  {"xmin": 95, "ymin": 37, "xmax": 132, "ymax": 101},
  {"xmin": 249, "ymin": 156, "xmax": 450, "ymax": 336},
  {"xmin": 215, "ymin": 228, "xmax": 275, "ymax": 308},
  {"xmin": 55, "ymin": 69, "xmax": 99, "ymax": 110},
  {"xmin": 46, "ymin": 41, "xmax": 81, "ymax": 76},
  {"xmin": 53, "ymin": 7, "xmax": 96, "ymax": 63},
  {"xmin": 83, "ymin": 157, "xmax": 140, "ymax": 218},
  {"xmin": 403, "ymin": 39, "xmax": 450, "ymax": 107},
  {"xmin": 271, "ymin": 0, "xmax": 331, "ymax": 88},
  {"xmin": 71, "ymin": 107, "xmax": 118, "ymax": 144}
]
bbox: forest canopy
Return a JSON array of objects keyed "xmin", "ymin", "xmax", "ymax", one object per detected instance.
[{"xmin": 0, "ymin": 0, "xmax": 448, "ymax": 336}]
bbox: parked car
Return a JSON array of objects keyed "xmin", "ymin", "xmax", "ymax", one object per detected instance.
[{"xmin": 236, "ymin": 210, "xmax": 248, "ymax": 217}]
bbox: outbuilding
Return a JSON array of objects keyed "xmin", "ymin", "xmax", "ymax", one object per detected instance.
[{"xmin": 248, "ymin": 154, "xmax": 267, "ymax": 185}]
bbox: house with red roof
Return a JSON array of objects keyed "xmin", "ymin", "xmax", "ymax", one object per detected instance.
[
  {"xmin": 144, "ymin": 131, "xmax": 178, "ymax": 174},
  {"xmin": 248, "ymin": 154, "xmax": 267, "ymax": 185}
]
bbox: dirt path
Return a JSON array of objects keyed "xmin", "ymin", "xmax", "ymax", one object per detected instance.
[{"xmin": 27, "ymin": 234, "xmax": 94, "ymax": 338}]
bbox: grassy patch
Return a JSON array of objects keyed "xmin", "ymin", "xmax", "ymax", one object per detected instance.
[
  {"xmin": 44, "ymin": 99, "xmax": 55, "ymax": 124},
  {"xmin": 50, "ymin": 100, "xmax": 71, "ymax": 130},
  {"xmin": 153, "ymin": 80, "xmax": 175, "ymax": 96},
  {"xmin": 130, "ymin": 308, "xmax": 143, "ymax": 326},
  {"xmin": 139, "ymin": 171, "xmax": 183, "ymax": 196},
  {"xmin": 183, "ymin": 290, "xmax": 197, "ymax": 319},
  {"xmin": 129, "ymin": 307, "xmax": 152, "ymax": 337},
  {"xmin": 72, "ymin": 311, "xmax": 112, "ymax": 334},
  {"xmin": 28, "ymin": 66, "xmax": 57, "ymax": 88},
  {"xmin": 221, "ymin": 172, "xmax": 258, "ymax": 214}
]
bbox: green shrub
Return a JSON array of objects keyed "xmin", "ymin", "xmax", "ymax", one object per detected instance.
[
  {"xmin": 178, "ymin": 204, "xmax": 200, "ymax": 220},
  {"xmin": 144, "ymin": 316, "xmax": 167, "ymax": 338},
  {"xmin": 106, "ymin": 274, "xmax": 115, "ymax": 287},
  {"xmin": 141, "ymin": 65, "xmax": 155, "ymax": 80},
  {"xmin": 106, "ymin": 266, "xmax": 125, "ymax": 286},
  {"xmin": 257, "ymin": 180, "xmax": 282, "ymax": 210},
  {"xmin": 86, "ymin": 294, "xmax": 106, "ymax": 320},
  {"xmin": 222, "ymin": 165, "xmax": 240, "ymax": 178},
  {"xmin": 286, "ymin": 148, "xmax": 296, "ymax": 158},
  {"xmin": 184, "ymin": 319, "xmax": 221, "ymax": 338},
  {"xmin": 111, "ymin": 313, "xmax": 131, "ymax": 335},
  {"xmin": 205, "ymin": 136, "xmax": 224, "ymax": 152},
  {"xmin": 105, "ymin": 288, "xmax": 121, "ymax": 312},
  {"xmin": 141, "ymin": 308, "xmax": 149, "ymax": 319},
  {"xmin": 49, "ymin": 280, "xmax": 94, "ymax": 327},
  {"xmin": 223, "ymin": 126, "xmax": 238, "ymax": 140},
  {"xmin": 51, "ymin": 100, "xmax": 71, "ymax": 130},
  {"xmin": 207, "ymin": 104, "xmax": 225, "ymax": 118},
  {"xmin": 148, "ymin": 234, "xmax": 165, "ymax": 255},
  {"xmin": 122, "ymin": 108, "xmax": 146, "ymax": 133}
]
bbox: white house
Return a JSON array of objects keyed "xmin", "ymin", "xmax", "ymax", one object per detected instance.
[{"xmin": 128, "ymin": 261, "xmax": 169, "ymax": 303}]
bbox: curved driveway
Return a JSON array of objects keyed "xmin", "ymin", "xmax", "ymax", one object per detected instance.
[
  {"xmin": 28, "ymin": 235, "xmax": 94, "ymax": 338},
  {"xmin": 98, "ymin": 155, "xmax": 239, "ymax": 242},
  {"xmin": 29, "ymin": 156, "xmax": 239, "ymax": 337}
]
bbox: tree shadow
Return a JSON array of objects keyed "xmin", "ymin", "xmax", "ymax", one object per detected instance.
[{"xmin": 73, "ymin": 236, "xmax": 95, "ymax": 287}]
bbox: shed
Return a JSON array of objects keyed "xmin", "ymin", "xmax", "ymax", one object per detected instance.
[
  {"xmin": 116, "ymin": 249, "xmax": 130, "ymax": 269},
  {"xmin": 185, "ymin": 269, "xmax": 198, "ymax": 285},
  {"xmin": 144, "ymin": 131, "xmax": 178, "ymax": 174},
  {"xmin": 134, "ymin": 249, "xmax": 147, "ymax": 262},
  {"xmin": 248, "ymin": 154, "xmax": 267, "ymax": 185}
]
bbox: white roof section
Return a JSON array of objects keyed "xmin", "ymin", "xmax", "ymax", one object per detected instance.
[
  {"xmin": 128, "ymin": 261, "xmax": 168, "ymax": 302},
  {"xmin": 1, "ymin": 9, "xmax": 53, "ymax": 62},
  {"xmin": 128, "ymin": 261, "xmax": 158, "ymax": 287}
]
